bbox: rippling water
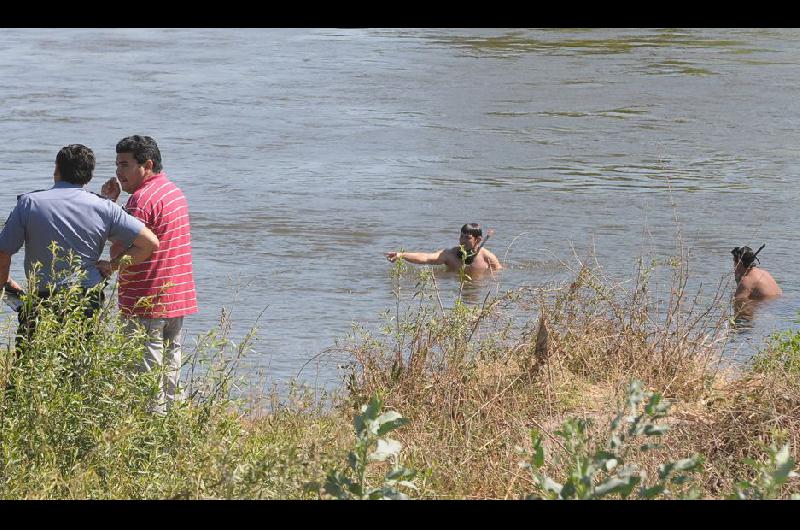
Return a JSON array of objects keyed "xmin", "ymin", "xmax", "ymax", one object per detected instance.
[{"xmin": 1, "ymin": 28, "xmax": 797, "ymax": 392}]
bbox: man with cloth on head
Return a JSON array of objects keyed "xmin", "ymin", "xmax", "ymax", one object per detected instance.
[{"xmin": 731, "ymin": 244, "xmax": 782, "ymax": 301}]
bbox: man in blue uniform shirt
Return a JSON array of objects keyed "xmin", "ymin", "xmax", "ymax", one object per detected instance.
[{"xmin": 0, "ymin": 144, "xmax": 159, "ymax": 342}]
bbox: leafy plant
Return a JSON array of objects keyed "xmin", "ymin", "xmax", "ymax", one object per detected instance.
[
  {"xmin": 753, "ymin": 323, "xmax": 800, "ymax": 378},
  {"xmin": 309, "ymin": 394, "xmax": 416, "ymax": 499},
  {"xmin": 521, "ymin": 380, "xmax": 703, "ymax": 499},
  {"xmin": 729, "ymin": 432, "xmax": 799, "ymax": 500}
]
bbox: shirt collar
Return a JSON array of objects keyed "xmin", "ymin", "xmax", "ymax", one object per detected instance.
[
  {"xmin": 53, "ymin": 181, "xmax": 85, "ymax": 189},
  {"xmin": 141, "ymin": 172, "xmax": 167, "ymax": 188}
]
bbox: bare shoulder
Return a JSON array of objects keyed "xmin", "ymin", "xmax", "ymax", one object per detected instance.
[
  {"xmin": 739, "ymin": 273, "xmax": 759, "ymax": 288},
  {"xmin": 482, "ymin": 248, "xmax": 502, "ymax": 269},
  {"xmin": 756, "ymin": 268, "xmax": 782, "ymax": 294},
  {"xmin": 442, "ymin": 247, "xmax": 462, "ymax": 264},
  {"xmin": 751, "ymin": 268, "xmax": 779, "ymax": 286},
  {"xmin": 743, "ymin": 268, "xmax": 782, "ymax": 298},
  {"xmin": 760, "ymin": 269, "xmax": 778, "ymax": 282},
  {"xmin": 482, "ymin": 248, "xmax": 500, "ymax": 260}
]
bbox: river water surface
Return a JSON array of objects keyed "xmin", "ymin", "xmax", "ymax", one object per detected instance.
[{"xmin": 1, "ymin": 28, "xmax": 797, "ymax": 393}]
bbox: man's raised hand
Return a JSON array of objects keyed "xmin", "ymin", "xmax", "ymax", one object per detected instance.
[{"xmin": 101, "ymin": 177, "xmax": 121, "ymax": 202}]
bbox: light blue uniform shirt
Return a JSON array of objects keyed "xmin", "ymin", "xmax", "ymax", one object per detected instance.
[{"xmin": 0, "ymin": 181, "xmax": 145, "ymax": 290}]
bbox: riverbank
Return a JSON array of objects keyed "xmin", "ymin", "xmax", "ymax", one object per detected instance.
[{"xmin": 1, "ymin": 257, "xmax": 797, "ymax": 499}]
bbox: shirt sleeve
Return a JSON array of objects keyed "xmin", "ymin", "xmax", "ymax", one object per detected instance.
[
  {"xmin": 0, "ymin": 201, "xmax": 27, "ymax": 255},
  {"xmin": 107, "ymin": 202, "xmax": 145, "ymax": 248}
]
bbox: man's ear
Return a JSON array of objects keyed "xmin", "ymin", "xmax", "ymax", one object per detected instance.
[{"xmin": 144, "ymin": 159, "xmax": 154, "ymax": 173}]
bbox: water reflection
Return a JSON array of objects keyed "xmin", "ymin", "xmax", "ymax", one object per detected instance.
[
  {"xmin": 416, "ymin": 269, "xmax": 502, "ymax": 307},
  {"xmin": 731, "ymin": 296, "xmax": 787, "ymax": 336},
  {"xmin": 1, "ymin": 28, "xmax": 798, "ymax": 393},
  {"xmin": 732, "ymin": 298, "xmax": 757, "ymax": 332},
  {"xmin": 457, "ymin": 271, "xmax": 501, "ymax": 306}
]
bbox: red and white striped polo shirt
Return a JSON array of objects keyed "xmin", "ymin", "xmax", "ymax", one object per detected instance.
[{"xmin": 118, "ymin": 172, "xmax": 198, "ymax": 318}]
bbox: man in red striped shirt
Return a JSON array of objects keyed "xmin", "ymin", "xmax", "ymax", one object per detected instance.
[{"xmin": 99, "ymin": 135, "xmax": 197, "ymax": 414}]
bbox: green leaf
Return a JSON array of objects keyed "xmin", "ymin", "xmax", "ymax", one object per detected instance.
[
  {"xmin": 532, "ymin": 434, "xmax": 545, "ymax": 468},
  {"xmin": 673, "ymin": 456, "xmax": 703, "ymax": 473},
  {"xmin": 641, "ymin": 485, "xmax": 665, "ymax": 499},
  {"xmin": 369, "ymin": 438, "xmax": 402, "ymax": 461},
  {"xmin": 323, "ymin": 481, "xmax": 344, "ymax": 499},
  {"xmin": 365, "ymin": 394, "xmax": 382, "ymax": 421},
  {"xmin": 354, "ymin": 414, "xmax": 365, "ymax": 436},
  {"xmin": 347, "ymin": 452, "xmax": 359, "ymax": 472},
  {"xmin": 727, "ymin": 489, "xmax": 748, "ymax": 500},
  {"xmin": 644, "ymin": 424, "xmax": 669, "ymax": 436},
  {"xmin": 376, "ymin": 410, "xmax": 403, "ymax": 427},
  {"xmin": 559, "ymin": 480, "xmax": 576, "ymax": 499},
  {"xmin": 610, "ymin": 413, "xmax": 623, "ymax": 432},
  {"xmin": 594, "ymin": 450, "xmax": 617, "ymax": 461},
  {"xmin": 365, "ymin": 487, "xmax": 384, "ymax": 500},
  {"xmin": 594, "ymin": 476, "xmax": 639, "ymax": 498},
  {"xmin": 640, "ymin": 442, "xmax": 662, "ymax": 451},
  {"xmin": 303, "ymin": 481, "xmax": 321, "ymax": 494},
  {"xmin": 533, "ymin": 444, "xmax": 545, "ymax": 468},
  {"xmin": 377, "ymin": 416, "xmax": 410, "ymax": 436},
  {"xmin": 742, "ymin": 457, "xmax": 760, "ymax": 467},
  {"xmin": 323, "ymin": 471, "xmax": 353, "ymax": 499},
  {"xmin": 658, "ymin": 462, "xmax": 674, "ymax": 481},
  {"xmin": 542, "ymin": 477, "xmax": 563, "ymax": 496},
  {"xmin": 645, "ymin": 393, "xmax": 662, "ymax": 415},
  {"xmin": 775, "ymin": 444, "xmax": 791, "ymax": 465},
  {"xmin": 382, "ymin": 490, "xmax": 409, "ymax": 500},
  {"xmin": 604, "ymin": 458, "xmax": 619, "ymax": 473},
  {"xmin": 645, "ymin": 393, "xmax": 671, "ymax": 418},
  {"xmin": 771, "ymin": 444, "xmax": 796, "ymax": 485},
  {"xmin": 386, "ymin": 467, "xmax": 416, "ymax": 481}
]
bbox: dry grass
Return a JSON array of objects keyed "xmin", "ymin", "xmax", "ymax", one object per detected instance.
[
  {"xmin": 3, "ymin": 254, "xmax": 795, "ymax": 499},
  {"xmin": 336, "ymin": 252, "xmax": 798, "ymax": 499}
]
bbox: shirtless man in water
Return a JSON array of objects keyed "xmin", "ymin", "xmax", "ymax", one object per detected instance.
[
  {"xmin": 732, "ymin": 245, "xmax": 782, "ymax": 300},
  {"xmin": 384, "ymin": 223, "xmax": 502, "ymax": 273}
]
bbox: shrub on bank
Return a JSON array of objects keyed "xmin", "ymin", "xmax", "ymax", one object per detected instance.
[
  {"xmin": 1, "ymin": 256, "xmax": 796, "ymax": 499},
  {"xmin": 0, "ymin": 275, "xmax": 346, "ymax": 499}
]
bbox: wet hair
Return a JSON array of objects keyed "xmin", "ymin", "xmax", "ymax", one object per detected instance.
[
  {"xmin": 116, "ymin": 135, "xmax": 163, "ymax": 173},
  {"xmin": 731, "ymin": 244, "xmax": 765, "ymax": 269},
  {"xmin": 459, "ymin": 223, "xmax": 484, "ymax": 264},
  {"xmin": 460, "ymin": 223, "xmax": 483, "ymax": 239},
  {"xmin": 56, "ymin": 144, "xmax": 95, "ymax": 185}
]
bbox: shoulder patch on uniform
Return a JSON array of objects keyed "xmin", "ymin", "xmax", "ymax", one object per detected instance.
[{"xmin": 16, "ymin": 189, "xmax": 47, "ymax": 201}]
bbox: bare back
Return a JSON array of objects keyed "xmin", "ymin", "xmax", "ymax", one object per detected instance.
[{"xmin": 735, "ymin": 267, "xmax": 782, "ymax": 300}]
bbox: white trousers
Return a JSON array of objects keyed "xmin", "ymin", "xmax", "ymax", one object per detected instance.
[{"xmin": 127, "ymin": 316, "xmax": 184, "ymax": 414}]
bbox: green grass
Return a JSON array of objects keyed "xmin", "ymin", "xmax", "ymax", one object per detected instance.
[{"xmin": 1, "ymin": 257, "xmax": 797, "ymax": 499}]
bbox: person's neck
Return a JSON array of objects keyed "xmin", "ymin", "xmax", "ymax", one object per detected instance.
[
  {"xmin": 53, "ymin": 175, "xmax": 82, "ymax": 188},
  {"xmin": 735, "ymin": 266, "xmax": 755, "ymax": 283}
]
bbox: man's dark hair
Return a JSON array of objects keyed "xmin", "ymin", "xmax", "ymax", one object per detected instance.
[
  {"xmin": 461, "ymin": 223, "xmax": 483, "ymax": 239},
  {"xmin": 115, "ymin": 135, "xmax": 163, "ymax": 173},
  {"xmin": 732, "ymin": 244, "xmax": 765, "ymax": 269},
  {"xmin": 55, "ymin": 144, "xmax": 95, "ymax": 185}
]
